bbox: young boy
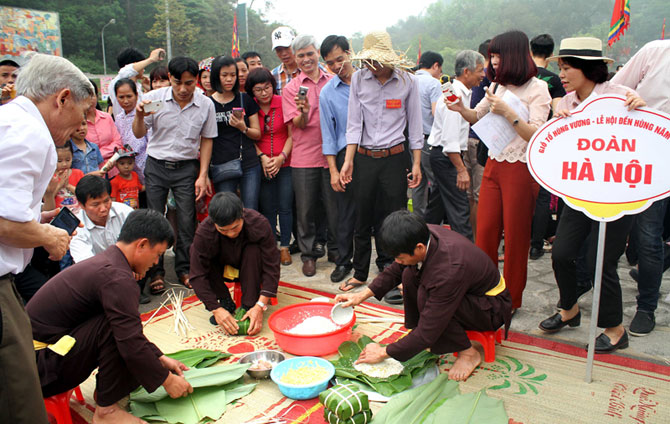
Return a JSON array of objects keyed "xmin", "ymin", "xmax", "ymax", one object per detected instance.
[
  {"xmin": 110, "ymin": 145, "xmax": 144, "ymax": 209},
  {"xmin": 70, "ymin": 119, "xmax": 105, "ymax": 175},
  {"xmin": 54, "ymin": 140, "xmax": 85, "ymax": 212}
]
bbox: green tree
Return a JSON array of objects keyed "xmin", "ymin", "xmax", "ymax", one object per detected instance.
[{"xmin": 146, "ymin": 0, "xmax": 199, "ymax": 57}]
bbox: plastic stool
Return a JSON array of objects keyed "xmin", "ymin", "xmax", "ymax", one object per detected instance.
[
  {"xmin": 44, "ymin": 386, "xmax": 85, "ymax": 424},
  {"xmin": 453, "ymin": 329, "xmax": 502, "ymax": 363},
  {"xmin": 226, "ymin": 281, "xmax": 279, "ymax": 308}
]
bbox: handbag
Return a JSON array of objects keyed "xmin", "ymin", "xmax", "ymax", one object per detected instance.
[{"xmin": 209, "ymin": 95, "xmax": 245, "ymax": 184}]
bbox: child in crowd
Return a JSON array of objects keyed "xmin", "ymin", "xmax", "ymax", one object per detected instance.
[
  {"xmin": 54, "ymin": 140, "xmax": 84, "ymax": 212},
  {"xmin": 110, "ymin": 145, "xmax": 144, "ymax": 209},
  {"xmin": 69, "ymin": 119, "xmax": 105, "ymax": 175}
]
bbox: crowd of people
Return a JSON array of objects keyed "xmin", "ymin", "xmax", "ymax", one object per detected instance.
[{"xmin": 0, "ymin": 23, "xmax": 668, "ymax": 423}]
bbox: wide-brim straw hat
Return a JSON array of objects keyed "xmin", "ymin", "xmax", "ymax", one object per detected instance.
[
  {"xmin": 350, "ymin": 31, "xmax": 415, "ymax": 70},
  {"xmin": 547, "ymin": 37, "xmax": 613, "ymax": 63}
]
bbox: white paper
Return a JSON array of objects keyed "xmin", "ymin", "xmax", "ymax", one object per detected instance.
[{"xmin": 472, "ymin": 90, "xmax": 529, "ymax": 156}]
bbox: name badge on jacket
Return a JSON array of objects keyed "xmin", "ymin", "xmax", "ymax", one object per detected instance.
[{"xmin": 386, "ymin": 99, "xmax": 402, "ymax": 109}]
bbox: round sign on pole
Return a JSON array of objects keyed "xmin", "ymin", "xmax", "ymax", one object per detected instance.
[{"xmin": 527, "ymin": 95, "xmax": 670, "ymax": 222}]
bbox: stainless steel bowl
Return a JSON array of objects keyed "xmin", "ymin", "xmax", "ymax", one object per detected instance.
[{"xmin": 239, "ymin": 350, "xmax": 286, "ymax": 379}]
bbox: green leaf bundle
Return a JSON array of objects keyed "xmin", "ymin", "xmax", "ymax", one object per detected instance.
[
  {"xmin": 330, "ymin": 336, "xmax": 438, "ymax": 397},
  {"xmin": 235, "ymin": 307, "xmax": 250, "ymax": 335},
  {"xmin": 166, "ymin": 349, "xmax": 231, "ymax": 368},
  {"xmin": 319, "ymin": 384, "xmax": 369, "ymax": 420}
]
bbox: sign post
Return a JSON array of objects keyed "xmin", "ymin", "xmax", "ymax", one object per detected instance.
[{"xmin": 527, "ymin": 95, "xmax": 670, "ymax": 382}]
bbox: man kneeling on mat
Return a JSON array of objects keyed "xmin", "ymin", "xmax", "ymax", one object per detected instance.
[
  {"xmin": 27, "ymin": 210, "xmax": 192, "ymax": 424},
  {"xmin": 190, "ymin": 192, "xmax": 279, "ymax": 335},
  {"xmin": 336, "ymin": 210, "xmax": 511, "ymax": 381}
]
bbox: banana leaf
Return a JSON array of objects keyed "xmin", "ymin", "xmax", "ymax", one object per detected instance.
[
  {"xmin": 130, "ymin": 379, "xmax": 257, "ymax": 424},
  {"xmin": 371, "ymin": 374, "xmax": 459, "ymax": 424},
  {"xmin": 330, "ymin": 335, "xmax": 438, "ymax": 397},
  {"xmin": 166, "ymin": 349, "xmax": 232, "ymax": 369},
  {"xmin": 130, "ymin": 363, "xmax": 251, "ymax": 403},
  {"xmin": 421, "ymin": 390, "xmax": 508, "ymax": 424}
]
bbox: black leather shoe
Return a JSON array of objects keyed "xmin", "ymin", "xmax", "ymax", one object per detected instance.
[
  {"xmin": 539, "ymin": 312, "xmax": 581, "ymax": 333},
  {"xmin": 312, "ymin": 242, "xmax": 326, "ymax": 258},
  {"xmin": 330, "ymin": 265, "xmax": 352, "ymax": 283},
  {"xmin": 529, "ymin": 247, "xmax": 544, "ymax": 260},
  {"xmin": 383, "ymin": 288, "xmax": 403, "ymax": 305},
  {"xmin": 593, "ymin": 330, "xmax": 629, "ymax": 353}
]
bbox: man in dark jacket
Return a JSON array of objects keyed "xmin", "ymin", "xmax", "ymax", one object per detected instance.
[
  {"xmin": 27, "ymin": 210, "xmax": 192, "ymax": 423},
  {"xmin": 190, "ymin": 192, "xmax": 279, "ymax": 335},
  {"xmin": 336, "ymin": 210, "xmax": 511, "ymax": 381}
]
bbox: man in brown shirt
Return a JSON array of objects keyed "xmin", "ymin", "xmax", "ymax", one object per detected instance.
[
  {"xmin": 190, "ymin": 192, "xmax": 279, "ymax": 336},
  {"xmin": 336, "ymin": 210, "xmax": 511, "ymax": 381},
  {"xmin": 27, "ymin": 210, "xmax": 192, "ymax": 423}
]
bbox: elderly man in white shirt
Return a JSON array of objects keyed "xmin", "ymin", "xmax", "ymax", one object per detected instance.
[
  {"xmin": 0, "ymin": 53, "xmax": 93, "ymax": 424},
  {"xmin": 426, "ymin": 50, "xmax": 486, "ymax": 241}
]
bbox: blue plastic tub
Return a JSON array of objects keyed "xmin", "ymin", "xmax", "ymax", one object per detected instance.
[{"xmin": 270, "ymin": 356, "xmax": 335, "ymax": 400}]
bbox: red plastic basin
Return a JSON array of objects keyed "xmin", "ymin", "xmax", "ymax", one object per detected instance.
[{"xmin": 268, "ymin": 302, "xmax": 355, "ymax": 357}]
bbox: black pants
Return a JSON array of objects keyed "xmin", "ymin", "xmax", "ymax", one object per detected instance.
[
  {"xmin": 552, "ymin": 206, "xmax": 633, "ymax": 328},
  {"xmin": 333, "ymin": 149, "xmax": 355, "ymax": 267},
  {"xmin": 352, "ymin": 151, "xmax": 408, "ymax": 281},
  {"xmin": 38, "ymin": 315, "xmax": 142, "ymax": 406},
  {"xmin": 531, "ymin": 186, "xmax": 552, "ymax": 250},
  {"xmin": 144, "ymin": 157, "xmax": 198, "ymax": 277},
  {"xmin": 428, "ymin": 147, "xmax": 473, "ymax": 240}
]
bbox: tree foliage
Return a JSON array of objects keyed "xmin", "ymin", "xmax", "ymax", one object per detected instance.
[{"xmin": 146, "ymin": 0, "xmax": 199, "ymax": 57}]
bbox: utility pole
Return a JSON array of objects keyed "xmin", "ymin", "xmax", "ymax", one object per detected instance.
[
  {"xmin": 101, "ymin": 18, "xmax": 116, "ymax": 75},
  {"xmin": 165, "ymin": 0, "xmax": 172, "ymax": 60}
]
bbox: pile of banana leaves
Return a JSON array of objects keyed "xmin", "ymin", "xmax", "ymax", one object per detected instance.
[
  {"xmin": 129, "ymin": 350, "xmax": 256, "ymax": 424},
  {"xmin": 330, "ymin": 335, "xmax": 438, "ymax": 397},
  {"xmin": 372, "ymin": 373, "xmax": 508, "ymax": 424}
]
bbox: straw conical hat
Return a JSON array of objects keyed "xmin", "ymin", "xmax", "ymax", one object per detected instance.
[{"xmin": 350, "ymin": 31, "xmax": 415, "ymax": 69}]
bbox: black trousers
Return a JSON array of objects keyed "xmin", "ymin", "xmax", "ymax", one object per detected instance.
[
  {"xmin": 144, "ymin": 157, "xmax": 198, "ymax": 277},
  {"xmin": 428, "ymin": 147, "xmax": 473, "ymax": 240},
  {"xmin": 552, "ymin": 206, "xmax": 633, "ymax": 328},
  {"xmin": 334, "ymin": 149, "xmax": 355, "ymax": 267},
  {"xmin": 38, "ymin": 315, "xmax": 142, "ymax": 406},
  {"xmin": 352, "ymin": 151, "xmax": 408, "ymax": 281},
  {"xmin": 531, "ymin": 186, "xmax": 552, "ymax": 250}
]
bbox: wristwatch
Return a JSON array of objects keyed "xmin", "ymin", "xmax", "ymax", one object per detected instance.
[{"xmin": 255, "ymin": 300, "xmax": 268, "ymax": 311}]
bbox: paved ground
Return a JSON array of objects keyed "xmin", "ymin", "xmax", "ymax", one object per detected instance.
[{"xmin": 143, "ymin": 243, "xmax": 670, "ymax": 367}]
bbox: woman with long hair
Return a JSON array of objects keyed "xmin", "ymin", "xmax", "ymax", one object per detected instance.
[
  {"xmin": 246, "ymin": 67, "xmax": 294, "ymax": 265},
  {"xmin": 538, "ymin": 37, "xmax": 645, "ymax": 352},
  {"xmin": 149, "ymin": 66, "xmax": 170, "ymax": 90},
  {"xmin": 209, "ymin": 56, "xmax": 262, "ymax": 209},
  {"xmin": 448, "ymin": 30, "xmax": 551, "ymax": 312},
  {"xmin": 198, "ymin": 57, "xmax": 215, "ymax": 96},
  {"xmin": 235, "ymin": 57, "xmax": 250, "ymax": 93}
]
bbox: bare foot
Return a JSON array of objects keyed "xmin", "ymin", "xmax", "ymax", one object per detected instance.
[
  {"xmin": 448, "ymin": 346, "xmax": 482, "ymax": 381},
  {"xmin": 92, "ymin": 404, "xmax": 147, "ymax": 424}
]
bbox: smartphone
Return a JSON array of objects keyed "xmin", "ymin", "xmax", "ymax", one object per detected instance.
[
  {"xmin": 50, "ymin": 207, "xmax": 80, "ymax": 235},
  {"xmin": 143, "ymin": 100, "xmax": 163, "ymax": 113},
  {"xmin": 158, "ymin": 50, "xmax": 166, "ymax": 61},
  {"xmin": 297, "ymin": 86, "xmax": 309, "ymax": 100},
  {"xmin": 232, "ymin": 107, "xmax": 244, "ymax": 118}
]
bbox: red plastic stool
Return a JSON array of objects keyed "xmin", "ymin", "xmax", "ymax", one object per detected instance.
[
  {"xmin": 44, "ymin": 386, "xmax": 85, "ymax": 424},
  {"xmin": 226, "ymin": 281, "xmax": 279, "ymax": 308},
  {"xmin": 453, "ymin": 329, "xmax": 503, "ymax": 363}
]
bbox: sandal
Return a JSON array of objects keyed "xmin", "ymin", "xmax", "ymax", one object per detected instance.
[
  {"xmin": 179, "ymin": 274, "xmax": 192, "ymax": 289},
  {"xmin": 149, "ymin": 275, "xmax": 167, "ymax": 295},
  {"xmin": 383, "ymin": 288, "xmax": 403, "ymax": 305},
  {"xmin": 339, "ymin": 278, "xmax": 366, "ymax": 292}
]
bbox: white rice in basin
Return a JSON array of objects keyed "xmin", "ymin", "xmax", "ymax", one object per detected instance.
[{"xmin": 286, "ymin": 316, "xmax": 341, "ymax": 335}]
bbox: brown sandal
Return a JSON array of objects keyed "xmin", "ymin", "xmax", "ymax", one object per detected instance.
[
  {"xmin": 179, "ymin": 274, "xmax": 192, "ymax": 289},
  {"xmin": 149, "ymin": 275, "xmax": 167, "ymax": 295}
]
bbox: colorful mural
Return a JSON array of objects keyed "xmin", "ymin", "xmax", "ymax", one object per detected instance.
[{"xmin": 0, "ymin": 7, "xmax": 62, "ymax": 60}]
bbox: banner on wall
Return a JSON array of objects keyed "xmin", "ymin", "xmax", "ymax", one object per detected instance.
[
  {"xmin": 0, "ymin": 6, "xmax": 62, "ymax": 62},
  {"xmin": 527, "ymin": 95, "xmax": 670, "ymax": 222}
]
